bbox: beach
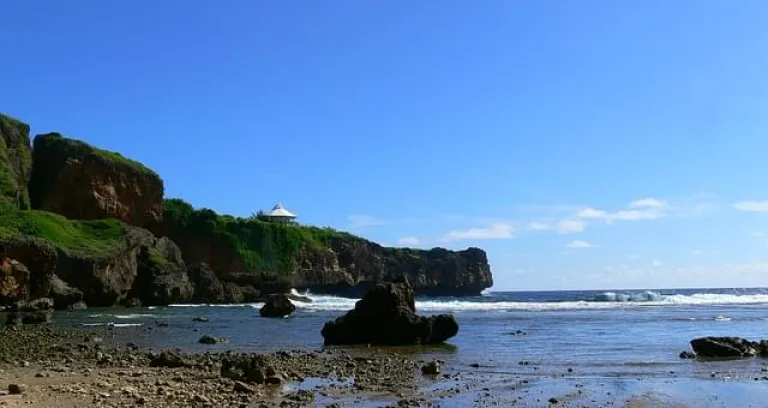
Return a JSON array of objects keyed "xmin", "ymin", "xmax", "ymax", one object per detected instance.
[{"xmin": 3, "ymin": 289, "xmax": 768, "ymax": 407}]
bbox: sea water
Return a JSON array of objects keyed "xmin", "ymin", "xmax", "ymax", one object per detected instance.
[{"xmin": 54, "ymin": 288, "xmax": 768, "ymax": 406}]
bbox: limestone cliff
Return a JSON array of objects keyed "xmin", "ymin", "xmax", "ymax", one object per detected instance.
[
  {"xmin": 28, "ymin": 133, "xmax": 163, "ymax": 227},
  {"xmin": 0, "ymin": 114, "xmax": 32, "ymax": 209}
]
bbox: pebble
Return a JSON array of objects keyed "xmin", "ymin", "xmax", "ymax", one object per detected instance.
[{"xmin": 8, "ymin": 383, "xmax": 26, "ymax": 395}]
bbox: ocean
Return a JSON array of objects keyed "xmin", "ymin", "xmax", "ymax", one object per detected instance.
[{"xmin": 55, "ymin": 288, "xmax": 768, "ymax": 406}]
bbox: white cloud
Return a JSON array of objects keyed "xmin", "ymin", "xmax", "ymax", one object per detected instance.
[
  {"xmin": 347, "ymin": 215, "xmax": 388, "ymax": 228},
  {"xmin": 555, "ymin": 219, "xmax": 587, "ymax": 234},
  {"xmin": 527, "ymin": 221, "xmax": 552, "ymax": 231},
  {"xmin": 629, "ymin": 198, "xmax": 668, "ymax": 209},
  {"xmin": 438, "ymin": 223, "xmax": 514, "ymax": 242},
  {"xmin": 734, "ymin": 201, "xmax": 768, "ymax": 213},
  {"xmin": 565, "ymin": 240, "xmax": 594, "ymax": 249},
  {"xmin": 652, "ymin": 259, "xmax": 664, "ymax": 267},
  {"xmin": 397, "ymin": 236, "xmax": 422, "ymax": 246}
]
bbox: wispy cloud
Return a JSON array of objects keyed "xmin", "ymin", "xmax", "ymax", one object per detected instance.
[
  {"xmin": 346, "ymin": 215, "xmax": 389, "ymax": 228},
  {"xmin": 652, "ymin": 259, "xmax": 664, "ymax": 267},
  {"xmin": 733, "ymin": 201, "xmax": 768, "ymax": 213},
  {"xmin": 438, "ymin": 223, "xmax": 514, "ymax": 242},
  {"xmin": 565, "ymin": 240, "xmax": 595, "ymax": 249},
  {"xmin": 578, "ymin": 198, "xmax": 668, "ymax": 223},
  {"xmin": 397, "ymin": 236, "xmax": 422, "ymax": 246},
  {"xmin": 526, "ymin": 219, "xmax": 587, "ymax": 234}
]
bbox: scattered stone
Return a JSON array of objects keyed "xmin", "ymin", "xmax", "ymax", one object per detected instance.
[
  {"xmin": 679, "ymin": 351, "xmax": 696, "ymax": 359},
  {"xmin": 233, "ymin": 381, "xmax": 254, "ymax": 393},
  {"xmin": 548, "ymin": 397, "xmax": 559, "ymax": 404},
  {"xmin": 8, "ymin": 383, "xmax": 26, "ymax": 395},
  {"xmin": 421, "ymin": 361, "xmax": 441, "ymax": 375},
  {"xmin": 149, "ymin": 351, "xmax": 186, "ymax": 368}
]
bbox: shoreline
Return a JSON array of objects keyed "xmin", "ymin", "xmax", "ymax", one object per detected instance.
[{"xmin": 2, "ymin": 326, "xmax": 768, "ymax": 407}]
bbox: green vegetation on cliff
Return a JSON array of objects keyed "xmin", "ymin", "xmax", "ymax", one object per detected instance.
[
  {"xmin": 32, "ymin": 133, "xmax": 158, "ymax": 178},
  {"xmin": 0, "ymin": 114, "xmax": 32, "ymax": 209},
  {"xmin": 0, "ymin": 207, "xmax": 126, "ymax": 258},
  {"xmin": 162, "ymin": 199, "xmax": 356, "ymax": 272}
]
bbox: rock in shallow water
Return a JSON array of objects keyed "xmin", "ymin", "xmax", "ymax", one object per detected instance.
[
  {"xmin": 6, "ymin": 297, "xmax": 54, "ymax": 325},
  {"xmin": 259, "ymin": 294, "xmax": 295, "ymax": 318},
  {"xmin": 689, "ymin": 336, "xmax": 768, "ymax": 358},
  {"xmin": 321, "ymin": 276, "xmax": 459, "ymax": 346}
]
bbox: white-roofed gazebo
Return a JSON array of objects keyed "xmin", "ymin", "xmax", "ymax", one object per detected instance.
[{"xmin": 262, "ymin": 203, "xmax": 297, "ymax": 223}]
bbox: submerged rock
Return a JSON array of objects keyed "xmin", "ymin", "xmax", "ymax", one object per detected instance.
[
  {"xmin": 321, "ymin": 276, "xmax": 459, "ymax": 345},
  {"xmin": 259, "ymin": 294, "xmax": 296, "ymax": 318},
  {"xmin": 198, "ymin": 334, "xmax": 228, "ymax": 344}
]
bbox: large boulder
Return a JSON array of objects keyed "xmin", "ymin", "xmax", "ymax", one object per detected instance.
[
  {"xmin": 0, "ymin": 114, "xmax": 32, "ymax": 209},
  {"xmin": 187, "ymin": 263, "xmax": 226, "ymax": 303},
  {"xmin": 128, "ymin": 237, "xmax": 193, "ymax": 306},
  {"xmin": 690, "ymin": 337, "xmax": 765, "ymax": 358},
  {"xmin": 49, "ymin": 274, "xmax": 84, "ymax": 310},
  {"xmin": 321, "ymin": 276, "xmax": 459, "ymax": 346},
  {"xmin": 28, "ymin": 133, "xmax": 163, "ymax": 227},
  {"xmin": 6, "ymin": 297, "xmax": 54, "ymax": 325},
  {"xmin": 259, "ymin": 294, "xmax": 295, "ymax": 318}
]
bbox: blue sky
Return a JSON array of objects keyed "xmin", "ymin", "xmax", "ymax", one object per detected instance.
[{"xmin": 2, "ymin": 1, "xmax": 767, "ymax": 290}]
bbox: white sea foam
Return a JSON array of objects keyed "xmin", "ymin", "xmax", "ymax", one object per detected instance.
[
  {"xmin": 81, "ymin": 322, "xmax": 144, "ymax": 327},
  {"xmin": 114, "ymin": 314, "xmax": 157, "ymax": 319},
  {"xmin": 166, "ymin": 290, "xmax": 768, "ymax": 313}
]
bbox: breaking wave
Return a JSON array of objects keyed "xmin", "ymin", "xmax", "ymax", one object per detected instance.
[
  {"xmin": 287, "ymin": 291, "xmax": 768, "ymax": 313},
  {"xmin": 160, "ymin": 289, "xmax": 768, "ymax": 313}
]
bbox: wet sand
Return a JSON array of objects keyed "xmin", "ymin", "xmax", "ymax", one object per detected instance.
[{"xmin": 1, "ymin": 326, "xmax": 768, "ymax": 407}]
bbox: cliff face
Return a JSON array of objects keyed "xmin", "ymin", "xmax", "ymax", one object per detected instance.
[
  {"xmin": 28, "ymin": 133, "xmax": 163, "ymax": 227},
  {"xmin": 153, "ymin": 199, "xmax": 494, "ymax": 297},
  {"xmin": 0, "ymin": 208, "xmax": 191, "ymax": 307},
  {"xmin": 0, "ymin": 114, "xmax": 32, "ymax": 209}
]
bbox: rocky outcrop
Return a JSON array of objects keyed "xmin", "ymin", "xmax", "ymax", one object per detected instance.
[
  {"xmin": 321, "ymin": 277, "xmax": 459, "ymax": 346},
  {"xmin": 28, "ymin": 133, "xmax": 163, "ymax": 227},
  {"xmin": 49, "ymin": 274, "xmax": 84, "ymax": 310},
  {"xmin": 0, "ymin": 238, "xmax": 57, "ymax": 305},
  {"xmin": 0, "ymin": 114, "xmax": 32, "ymax": 209},
  {"xmin": 0, "ymin": 259, "xmax": 31, "ymax": 306},
  {"xmin": 128, "ymin": 237, "xmax": 193, "ymax": 306},
  {"xmin": 6, "ymin": 297, "xmax": 54, "ymax": 325},
  {"xmin": 689, "ymin": 337, "xmax": 768, "ymax": 358},
  {"xmin": 187, "ymin": 263, "xmax": 226, "ymax": 303},
  {"xmin": 259, "ymin": 294, "xmax": 295, "ymax": 318}
]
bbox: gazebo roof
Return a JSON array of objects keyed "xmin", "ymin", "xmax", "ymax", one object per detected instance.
[{"xmin": 265, "ymin": 203, "xmax": 296, "ymax": 218}]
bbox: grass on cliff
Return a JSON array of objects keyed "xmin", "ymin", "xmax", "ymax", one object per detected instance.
[
  {"xmin": 0, "ymin": 206, "xmax": 126, "ymax": 258},
  {"xmin": 34, "ymin": 133, "xmax": 158, "ymax": 178},
  {"xmin": 0, "ymin": 114, "xmax": 31, "ymax": 209},
  {"xmin": 163, "ymin": 198, "xmax": 358, "ymax": 272}
]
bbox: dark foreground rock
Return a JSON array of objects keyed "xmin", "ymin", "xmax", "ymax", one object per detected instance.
[
  {"xmin": 689, "ymin": 337, "xmax": 768, "ymax": 358},
  {"xmin": 6, "ymin": 297, "xmax": 54, "ymax": 325},
  {"xmin": 50, "ymin": 274, "xmax": 84, "ymax": 310},
  {"xmin": 321, "ymin": 276, "xmax": 459, "ymax": 345},
  {"xmin": 259, "ymin": 294, "xmax": 296, "ymax": 318}
]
